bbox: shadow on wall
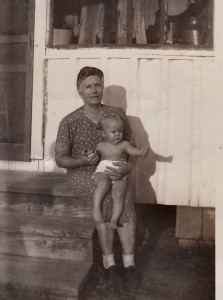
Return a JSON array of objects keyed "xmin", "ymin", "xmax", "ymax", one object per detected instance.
[{"xmin": 103, "ymin": 85, "xmax": 173, "ymax": 204}]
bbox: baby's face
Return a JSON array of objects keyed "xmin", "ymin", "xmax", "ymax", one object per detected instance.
[{"xmin": 102, "ymin": 118, "xmax": 123, "ymax": 145}]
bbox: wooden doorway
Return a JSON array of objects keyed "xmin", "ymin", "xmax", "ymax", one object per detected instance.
[{"xmin": 0, "ymin": 0, "xmax": 35, "ymax": 161}]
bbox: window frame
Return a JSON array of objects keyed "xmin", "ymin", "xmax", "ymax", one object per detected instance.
[{"xmin": 47, "ymin": 0, "xmax": 214, "ymax": 51}]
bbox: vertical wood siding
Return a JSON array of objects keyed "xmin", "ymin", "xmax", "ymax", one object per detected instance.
[
  {"xmin": 0, "ymin": 54, "xmax": 216, "ymax": 207},
  {"xmin": 165, "ymin": 59, "xmax": 193, "ymax": 205},
  {"xmin": 40, "ymin": 55, "xmax": 215, "ymax": 207}
]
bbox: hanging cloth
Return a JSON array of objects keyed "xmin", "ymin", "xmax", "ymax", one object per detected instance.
[
  {"xmin": 117, "ymin": 0, "xmax": 128, "ymax": 44},
  {"xmin": 73, "ymin": 13, "xmax": 80, "ymax": 38},
  {"xmin": 78, "ymin": 6, "xmax": 88, "ymax": 44},
  {"xmin": 93, "ymin": 2, "xmax": 105, "ymax": 44},
  {"xmin": 79, "ymin": 1, "xmax": 105, "ymax": 45},
  {"xmin": 144, "ymin": 0, "xmax": 159, "ymax": 29},
  {"xmin": 132, "ymin": 0, "xmax": 147, "ymax": 44}
]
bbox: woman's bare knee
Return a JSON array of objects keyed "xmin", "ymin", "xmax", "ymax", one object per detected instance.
[{"xmin": 93, "ymin": 212, "xmax": 104, "ymax": 224}]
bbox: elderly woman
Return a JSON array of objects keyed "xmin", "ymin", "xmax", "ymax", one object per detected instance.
[{"xmin": 55, "ymin": 66, "xmax": 139, "ymax": 289}]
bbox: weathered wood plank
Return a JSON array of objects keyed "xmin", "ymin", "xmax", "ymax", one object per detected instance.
[
  {"xmin": 0, "ymin": 65, "xmax": 27, "ymax": 72},
  {"xmin": 107, "ymin": 59, "xmax": 131, "ymax": 110},
  {"xmin": 0, "ymin": 212, "xmax": 94, "ymax": 239},
  {"xmin": 179, "ymin": 238, "xmax": 214, "ymax": 248},
  {"xmin": 14, "ymin": 160, "xmax": 40, "ymax": 172},
  {"xmin": 0, "ymin": 35, "xmax": 28, "ymax": 44},
  {"xmin": 175, "ymin": 206, "xmax": 203, "ymax": 240},
  {"xmin": 0, "ymin": 211, "xmax": 94, "ymax": 261},
  {"xmin": 31, "ymin": 0, "xmax": 48, "ymax": 160},
  {"xmin": 0, "ymin": 170, "xmax": 72, "ymax": 196},
  {"xmin": 45, "ymin": 59, "xmax": 75, "ymax": 166},
  {"xmin": 0, "ymin": 168, "xmax": 93, "ymax": 218},
  {"xmin": 0, "ymin": 233, "xmax": 92, "ymax": 262},
  {"xmin": 165, "ymin": 60, "xmax": 193, "ymax": 206},
  {"xmin": 0, "ymin": 192, "xmax": 92, "ymax": 218},
  {"xmin": 202, "ymin": 208, "xmax": 215, "ymax": 241},
  {"xmin": 0, "ymin": 160, "xmax": 8, "ymax": 169},
  {"xmin": 196, "ymin": 58, "xmax": 216, "ymax": 207},
  {"xmin": 0, "ymin": 254, "xmax": 92, "ymax": 299},
  {"xmin": 136, "ymin": 58, "xmax": 163, "ymax": 204}
]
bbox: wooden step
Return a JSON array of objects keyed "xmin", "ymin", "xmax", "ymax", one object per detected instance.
[
  {"xmin": 0, "ymin": 211, "xmax": 94, "ymax": 261},
  {"xmin": 0, "ymin": 254, "xmax": 92, "ymax": 300},
  {"xmin": 0, "ymin": 170, "xmax": 93, "ymax": 218},
  {"xmin": 0, "ymin": 192, "xmax": 92, "ymax": 218},
  {"xmin": 0, "ymin": 211, "xmax": 94, "ymax": 239},
  {"xmin": 0, "ymin": 170, "xmax": 72, "ymax": 197}
]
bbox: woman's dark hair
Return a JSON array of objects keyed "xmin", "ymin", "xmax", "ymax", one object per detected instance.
[{"xmin": 76, "ymin": 66, "xmax": 104, "ymax": 89}]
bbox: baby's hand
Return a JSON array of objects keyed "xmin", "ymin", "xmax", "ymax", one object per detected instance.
[
  {"xmin": 80, "ymin": 148, "xmax": 99, "ymax": 166},
  {"xmin": 82, "ymin": 148, "xmax": 94, "ymax": 157},
  {"xmin": 86, "ymin": 148, "xmax": 94, "ymax": 157},
  {"xmin": 140, "ymin": 146, "xmax": 150, "ymax": 157},
  {"xmin": 166, "ymin": 155, "xmax": 173, "ymax": 163}
]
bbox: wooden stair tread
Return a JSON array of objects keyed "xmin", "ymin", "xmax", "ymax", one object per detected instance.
[
  {"xmin": 0, "ymin": 170, "xmax": 73, "ymax": 197},
  {"xmin": 0, "ymin": 211, "xmax": 94, "ymax": 238},
  {"xmin": 0, "ymin": 254, "xmax": 92, "ymax": 299},
  {"xmin": 0, "ymin": 192, "xmax": 92, "ymax": 218}
]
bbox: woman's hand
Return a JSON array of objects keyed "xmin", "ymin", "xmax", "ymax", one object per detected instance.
[
  {"xmin": 104, "ymin": 161, "xmax": 132, "ymax": 181},
  {"xmin": 55, "ymin": 149, "xmax": 99, "ymax": 169},
  {"xmin": 80, "ymin": 148, "xmax": 99, "ymax": 166}
]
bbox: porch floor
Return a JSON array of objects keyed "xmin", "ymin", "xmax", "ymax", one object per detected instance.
[{"xmin": 81, "ymin": 204, "xmax": 215, "ymax": 300}]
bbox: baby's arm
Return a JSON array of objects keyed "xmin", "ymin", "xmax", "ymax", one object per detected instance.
[{"xmin": 123, "ymin": 141, "xmax": 149, "ymax": 157}]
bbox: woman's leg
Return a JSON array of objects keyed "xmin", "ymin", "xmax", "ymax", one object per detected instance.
[
  {"xmin": 93, "ymin": 173, "xmax": 111, "ymax": 224},
  {"xmin": 117, "ymin": 221, "xmax": 140, "ymax": 289},
  {"xmin": 110, "ymin": 179, "xmax": 127, "ymax": 229},
  {"xmin": 96, "ymin": 222, "xmax": 116, "ymax": 269},
  {"xmin": 117, "ymin": 220, "xmax": 136, "ymax": 255},
  {"xmin": 96, "ymin": 222, "xmax": 114, "ymax": 255}
]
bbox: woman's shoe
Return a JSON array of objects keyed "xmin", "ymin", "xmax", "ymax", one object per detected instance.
[
  {"xmin": 123, "ymin": 266, "xmax": 140, "ymax": 290},
  {"xmin": 105, "ymin": 265, "xmax": 122, "ymax": 290}
]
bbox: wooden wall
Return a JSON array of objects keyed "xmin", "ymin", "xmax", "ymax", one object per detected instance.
[{"xmin": 0, "ymin": 0, "xmax": 220, "ymax": 208}]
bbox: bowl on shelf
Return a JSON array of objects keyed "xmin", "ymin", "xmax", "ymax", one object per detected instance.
[{"xmin": 53, "ymin": 29, "xmax": 72, "ymax": 46}]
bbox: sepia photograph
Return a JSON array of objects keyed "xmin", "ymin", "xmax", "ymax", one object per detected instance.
[{"xmin": 0, "ymin": 0, "xmax": 222, "ymax": 299}]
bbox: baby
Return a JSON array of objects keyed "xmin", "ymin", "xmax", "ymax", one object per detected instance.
[{"xmin": 93, "ymin": 113, "xmax": 149, "ymax": 229}]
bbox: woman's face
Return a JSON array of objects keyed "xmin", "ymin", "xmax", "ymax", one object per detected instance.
[{"xmin": 78, "ymin": 75, "xmax": 104, "ymax": 107}]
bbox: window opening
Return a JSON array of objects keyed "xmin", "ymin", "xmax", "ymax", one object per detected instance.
[{"xmin": 52, "ymin": 0, "xmax": 213, "ymax": 49}]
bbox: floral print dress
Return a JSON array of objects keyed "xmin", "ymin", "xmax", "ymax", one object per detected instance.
[{"xmin": 55, "ymin": 105, "xmax": 136, "ymax": 223}]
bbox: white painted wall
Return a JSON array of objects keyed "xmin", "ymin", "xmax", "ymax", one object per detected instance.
[
  {"xmin": 0, "ymin": 0, "xmax": 222, "ymax": 209},
  {"xmin": 38, "ymin": 51, "xmax": 218, "ymax": 207},
  {"xmin": 214, "ymin": 1, "xmax": 223, "ymax": 299}
]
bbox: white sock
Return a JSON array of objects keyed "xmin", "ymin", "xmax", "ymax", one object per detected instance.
[
  {"xmin": 103, "ymin": 254, "xmax": 115, "ymax": 269},
  {"xmin": 122, "ymin": 254, "xmax": 135, "ymax": 268}
]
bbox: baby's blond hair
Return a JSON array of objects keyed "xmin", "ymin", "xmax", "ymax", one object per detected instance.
[{"xmin": 100, "ymin": 113, "xmax": 123, "ymax": 130}]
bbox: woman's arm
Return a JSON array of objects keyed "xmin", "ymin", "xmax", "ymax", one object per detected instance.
[
  {"xmin": 55, "ymin": 118, "xmax": 99, "ymax": 169},
  {"xmin": 55, "ymin": 150, "xmax": 99, "ymax": 169}
]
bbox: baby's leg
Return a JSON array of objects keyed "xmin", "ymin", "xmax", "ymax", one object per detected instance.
[
  {"xmin": 110, "ymin": 179, "xmax": 127, "ymax": 229},
  {"xmin": 93, "ymin": 173, "xmax": 112, "ymax": 224}
]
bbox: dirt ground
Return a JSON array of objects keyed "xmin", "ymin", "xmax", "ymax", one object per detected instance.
[{"xmin": 81, "ymin": 204, "xmax": 215, "ymax": 300}]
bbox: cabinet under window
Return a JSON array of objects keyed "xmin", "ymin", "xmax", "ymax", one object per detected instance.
[{"xmin": 52, "ymin": 0, "xmax": 213, "ymax": 48}]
